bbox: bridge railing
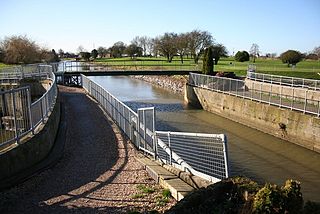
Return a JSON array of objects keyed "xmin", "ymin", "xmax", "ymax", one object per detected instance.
[
  {"xmin": 247, "ymin": 71, "xmax": 320, "ymax": 91},
  {"xmin": 189, "ymin": 73, "xmax": 320, "ymax": 117},
  {"xmin": 58, "ymin": 60, "xmax": 202, "ymax": 72},
  {"xmin": 0, "ymin": 65, "xmax": 57, "ymax": 149},
  {"xmin": 82, "ymin": 75, "xmax": 229, "ymax": 183}
]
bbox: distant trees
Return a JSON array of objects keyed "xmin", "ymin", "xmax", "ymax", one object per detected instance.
[
  {"xmin": 188, "ymin": 30, "xmax": 213, "ymax": 64},
  {"xmin": 1, "ymin": 35, "xmax": 41, "ymax": 64},
  {"xmin": 155, "ymin": 33, "xmax": 178, "ymax": 62},
  {"xmin": 80, "ymin": 52, "xmax": 91, "ymax": 61},
  {"xmin": 125, "ymin": 44, "xmax": 143, "ymax": 59},
  {"xmin": 97, "ymin": 46, "xmax": 108, "ymax": 58},
  {"xmin": 250, "ymin": 43, "xmax": 260, "ymax": 63},
  {"xmin": 235, "ymin": 51, "xmax": 250, "ymax": 62},
  {"xmin": 110, "ymin": 41, "xmax": 126, "ymax": 58},
  {"xmin": 211, "ymin": 44, "xmax": 228, "ymax": 65},
  {"xmin": 312, "ymin": 46, "xmax": 320, "ymax": 59},
  {"xmin": 176, "ymin": 33, "xmax": 189, "ymax": 64},
  {"xmin": 91, "ymin": 49, "xmax": 98, "ymax": 59},
  {"xmin": 280, "ymin": 50, "xmax": 302, "ymax": 66},
  {"xmin": 202, "ymin": 47, "xmax": 214, "ymax": 75}
]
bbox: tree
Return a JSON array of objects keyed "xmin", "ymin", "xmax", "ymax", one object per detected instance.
[
  {"xmin": 176, "ymin": 33, "xmax": 189, "ymax": 64},
  {"xmin": 58, "ymin": 49, "xmax": 64, "ymax": 58},
  {"xmin": 187, "ymin": 30, "xmax": 213, "ymax": 64},
  {"xmin": 155, "ymin": 33, "xmax": 178, "ymax": 62},
  {"xmin": 110, "ymin": 41, "xmax": 126, "ymax": 58},
  {"xmin": 312, "ymin": 46, "xmax": 320, "ymax": 58},
  {"xmin": 125, "ymin": 44, "xmax": 143, "ymax": 59},
  {"xmin": 40, "ymin": 48, "xmax": 60, "ymax": 63},
  {"xmin": 80, "ymin": 52, "xmax": 91, "ymax": 61},
  {"xmin": 250, "ymin": 43, "xmax": 260, "ymax": 63},
  {"xmin": 77, "ymin": 45, "xmax": 85, "ymax": 54},
  {"xmin": 235, "ymin": 51, "xmax": 250, "ymax": 62},
  {"xmin": 280, "ymin": 50, "xmax": 302, "ymax": 66},
  {"xmin": 202, "ymin": 47, "xmax": 214, "ymax": 75},
  {"xmin": 97, "ymin": 46, "xmax": 108, "ymax": 58},
  {"xmin": 1, "ymin": 35, "xmax": 41, "ymax": 64},
  {"xmin": 132, "ymin": 36, "xmax": 148, "ymax": 56},
  {"xmin": 91, "ymin": 49, "xmax": 98, "ymax": 59},
  {"xmin": 211, "ymin": 44, "xmax": 228, "ymax": 65}
]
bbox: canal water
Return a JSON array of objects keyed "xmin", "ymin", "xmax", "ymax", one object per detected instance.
[{"xmin": 89, "ymin": 75, "xmax": 320, "ymax": 202}]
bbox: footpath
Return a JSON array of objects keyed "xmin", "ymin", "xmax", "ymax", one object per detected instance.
[{"xmin": 0, "ymin": 86, "xmax": 182, "ymax": 213}]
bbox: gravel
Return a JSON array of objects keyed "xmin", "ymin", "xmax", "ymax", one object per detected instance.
[{"xmin": 0, "ymin": 85, "xmax": 175, "ymax": 213}]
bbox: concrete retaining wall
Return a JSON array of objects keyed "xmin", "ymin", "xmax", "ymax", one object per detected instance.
[
  {"xmin": 0, "ymin": 98, "xmax": 60, "ymax": 180},
  {"xmin": 185, "ymin": 84, "xmax": 320, "ymax": 153}
]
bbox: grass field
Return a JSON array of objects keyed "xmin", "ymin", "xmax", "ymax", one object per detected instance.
[
  {"xmin": 94, "ymin": 57, "xmax": 320, "ymax": 79},
  {"xmin": 0, "ymin": 63, "xmax": 11, "ymax": 69}
]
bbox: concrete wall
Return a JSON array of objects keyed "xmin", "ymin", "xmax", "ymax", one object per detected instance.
[
  {"xmin": 185, "ymin": 84, "xmax": 320, "ymax": 153},
  {"xmin": 0, "ymin": 98, "xmax": 60, "ymax": 181}
]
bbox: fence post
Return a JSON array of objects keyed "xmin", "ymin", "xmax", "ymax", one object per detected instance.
[
  {"xmin": 168, "ymin": 132, "xmax": 172, "ymax": 165},
  {"xmin": 12, "ymin": 92, "xmax": 20, "ymax": 144},
  {"xmin": 26, "ymin": 87, "xmax": 34, "ymax": 134},
  {"xmin": 153, "ymin": 108, "xmax": 156, "ymax": 160},
  {"xmin": 303, "ymin": 90, "xmax": 307, "ymax": 113}
]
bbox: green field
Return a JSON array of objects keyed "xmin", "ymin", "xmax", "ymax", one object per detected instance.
[
  {"xmin": 94, "ymin": 57, "xmax": 320, "ymax": 79},
  {"xmin": 0, "ymin": 63, "xmax": 11, "ymax": 69}
]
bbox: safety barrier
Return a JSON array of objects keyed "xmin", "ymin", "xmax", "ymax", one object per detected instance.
[
  {"xmin": 82, "ymin": 75, "xmax": 229, "ymax": 182},
  {"xmin": 189, "ymin": 73, "xmax": 320, "ymax": 117},
  {"xmin": 0, "ymin": 65, "xmax": 57, "ymax": 148}
]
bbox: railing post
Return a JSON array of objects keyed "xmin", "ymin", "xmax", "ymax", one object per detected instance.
[
  {"xmin": 26, "ymin": 87, "xmax": 34, "ymax": 134},
  {"xmin": 12, "ymin": 92, "xmax": 20, "ymax": 144},
  {"xmin": 168, "ymin": 132, "xmax": 172, "ymax": 165},
  {"xmin": 303, "ymin": 90, "xmax": 307, "ymax": 113}
]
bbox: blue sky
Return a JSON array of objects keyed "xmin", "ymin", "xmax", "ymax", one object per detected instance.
[{"xmin": 0, "ymin": 0, "xmax": 319, "ymax": 55}]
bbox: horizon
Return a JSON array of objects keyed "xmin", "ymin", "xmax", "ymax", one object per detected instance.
[{"xmin": 0, "ymin": 0, "xmax": 319, "ymax": 55}]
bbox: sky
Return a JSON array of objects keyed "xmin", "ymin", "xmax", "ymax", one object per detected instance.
[{"xmin": 0, "ymin": 0, "xmax": 319, "ymax": 55}]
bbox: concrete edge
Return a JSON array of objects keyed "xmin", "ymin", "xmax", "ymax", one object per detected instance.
[{"xmin": 135, "ymin": 154, "xmax": 194, "ymax": 201}]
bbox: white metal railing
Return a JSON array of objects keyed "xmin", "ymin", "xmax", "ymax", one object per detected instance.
[
  {"xmin": 82, "ymin": 75, "xmax": 229, "ymax": 182},
  {"xmin": 0, "ymin": 65, "xmax": 57, "ymax": 148},
  {"xmin": 247, "ymin": 71, "xmax": 320, "ymax": 91},
  {"xmin": 189, "ymin": 73, "xmax": 320, "ymax": 117}
]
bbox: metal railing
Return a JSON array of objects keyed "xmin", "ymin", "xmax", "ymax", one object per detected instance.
[
  {"xmin": 82, "ymin": 75, "xmax": 229, "ymax": 182},
  {"xmin": 58, "ymin": 60, "xmax": 202, "ymax": 72},
  {"xmin": 0, "ymin": 65, "xmax": 57, "ymax": 148},
  {"xmin": 247, "ymin": 71, "xmax": 320, "ymax": 91},
  {"xmin": 189, "ymin": 73, "xmax": 320, "ymax": 117}
]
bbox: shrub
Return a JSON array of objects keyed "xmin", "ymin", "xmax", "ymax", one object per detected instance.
[
  {"xmin": 202, "ymin": 47, "xmax": 214, "ymax": 75},
  {"xmin": 253, "ymin": 184, "xmax": 284, "ymax": 213},
  {"xmin": 280, "ymin": 50, "xmax": 302, "ymax": 66},
  {"xmin": 282, "ymin": 180, "xmax": 303, "ymax": 213},
  {"xmin": 235, "ymin": 51, "xmax": 250, "ymax": 62}
]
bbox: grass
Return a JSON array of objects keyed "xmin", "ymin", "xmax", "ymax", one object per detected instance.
[
  {"xmin": 0, "ymin": 63, "xmax": 12, "ymax": 69},
  {"xmin": 92, "ymin": 56, "xmax": 320, "ymax": 79}
]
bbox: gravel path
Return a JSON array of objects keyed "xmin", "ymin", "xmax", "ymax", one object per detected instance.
[{"xmin": 0, "ymin": 86, "xmax": 175, "ymax": 213}]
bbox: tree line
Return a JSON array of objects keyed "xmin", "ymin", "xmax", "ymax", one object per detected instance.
[
  {"xmin": 0, "ymin": 35, "xmax": 59, "ymax": 64},
  {"xmin": 71, "ymin": 30, "xmax": 228, "ymax": 65}
]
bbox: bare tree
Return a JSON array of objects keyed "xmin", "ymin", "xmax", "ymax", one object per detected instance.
[
  {"xmin": 250, "ymin": 43, "xmax": 260, "ymax": 63},
  {"xmin": 187, "ymin": 30, "xmax": 213, "ymax": 64},
  {"xmin": 176, "ymin": 33, "xmax": 189, "ymax": 64},
  {"xmin": 313, "ymin": 46, "xmax": 320, "ymax": 58},
  {"xmin": 77, "ymin": 45, "xmax": 85, "ymax": 54},
  {"xmin": 1, "ymin": 35, "xmax": 41, "ymax": 64},
  {"xmin": 131, "ymin": 36, "xmax": 148, "ymax": 56},
  {"xmin": 155, "ymin": 33, "xmax": 178, "ymax": 62}
]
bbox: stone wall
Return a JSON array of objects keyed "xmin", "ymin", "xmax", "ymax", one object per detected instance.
[{"xmin": 185, "ymin": 84, "xmax": 320, "ymax": 153}]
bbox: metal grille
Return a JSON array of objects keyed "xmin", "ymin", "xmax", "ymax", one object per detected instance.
[
  {"xmin": 82, "ymin": 75, "xmax": 229, "ymax": 182},
  {"xmin": 189, "ymin": 72, "xmax": 320, "ymax": 117},
  {"xmin": 156, "ymin": 131, "xmax": 228, "ymax": 182}
]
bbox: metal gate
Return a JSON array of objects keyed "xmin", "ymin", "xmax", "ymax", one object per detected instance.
[{"xmin": 137, "ymin": 107, "xmax": 155, "ymax": 156}]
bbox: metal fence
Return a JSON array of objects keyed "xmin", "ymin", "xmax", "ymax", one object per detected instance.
[
  {"xmin": 82, "ymin": 75, "xmax": 229, "ymax": 182},
  {"xmin": 247, "ymin": 71, "xmax": 320, "ymax": 91},
  {"xmin": 0, "ymin": 65, "xmax": 57, "ymax": 149},
  {"xmin": 189, "ymin": 73, "xmax": 320, "ymax": 117}
]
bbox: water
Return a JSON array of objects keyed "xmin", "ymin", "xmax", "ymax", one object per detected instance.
[{"xmin": 89, "ymin": 75, "xmax": 320, "ymax": 202}]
